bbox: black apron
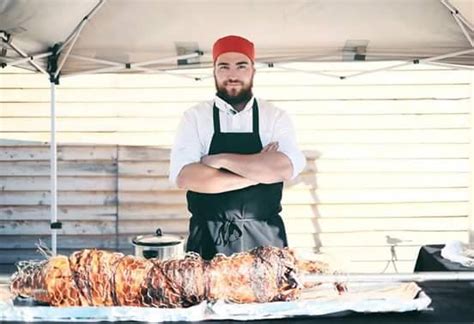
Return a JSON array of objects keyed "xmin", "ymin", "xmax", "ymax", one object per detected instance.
[{"xmin": 186, "ymin": 99, "xmax": 288, "ymax": 260}]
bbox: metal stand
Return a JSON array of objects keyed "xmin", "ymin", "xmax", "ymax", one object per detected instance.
[{"xmin": 47, "ymin": 45, "xmax": 61, "ymax": 256}]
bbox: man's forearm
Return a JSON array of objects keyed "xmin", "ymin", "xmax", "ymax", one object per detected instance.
[
  {"xmin": 176, "ymin": 162, "xmax": 257, "ymax": 194},
  {"xmin": 219, "ymin": 152, "xmax": 293, "ymax": 183}
]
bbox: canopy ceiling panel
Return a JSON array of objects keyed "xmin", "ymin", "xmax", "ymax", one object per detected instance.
[
  {"xmin": 1, "ymin": 0, "xmax": 472, "ymax": 256},
  {"xmin": 1, "ymin": 0, "xmax": 473, "ymax": 76},
  {"xmin": 0, "ymin": 0, "xmax": 97, "ymax": 51}
]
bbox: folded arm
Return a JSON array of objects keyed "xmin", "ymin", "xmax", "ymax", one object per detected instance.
[
  {"xmin": 202, "ymin": 150, "xmax": 293, "ymax": 184},
  {"xmin": 176, "ymin": 162, "xmax": 258, "ymax": 194}
]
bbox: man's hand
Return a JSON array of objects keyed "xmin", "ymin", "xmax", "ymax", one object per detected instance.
[
  {"xmin": 176, "ymin": 162, "xmax": 258, "ymax": 193},
  {"xmin": 261, "ymin": 141, "xmax": 279, "ymax": 153},
  {"xmin": 215, "ymin": 141, "xmax": 292, "ymax": 183},
  {"xmin": 202, "ymin": 142, "xmax": 279, "ymax": 169}
]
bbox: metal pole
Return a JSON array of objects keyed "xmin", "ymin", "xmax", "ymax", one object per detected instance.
[
  {"xmin": 268, "ymin": 64, "xmax": 342, "ymax": 79},
  {"xmin": 441, "ymin": 0, "xmax": 474, "ymax": 47},
  {"xmin": 470, "ymin": 70, "xmax": 474, "ymax": 244},
  {"xmin": 55, "ymin": 0, "xmax": 107, "ymax": 78},
  {"xmin": 65, "ymin": 52, "xmax": 205, "ymax": 77},
  {"xmin": 132, "ymin": 52, "xmax": 202, "ymax": 68},
  {"xmin": 68, "ymin": 54, "xmax": 124, "ymax": 66},
  {"xmin": 423, "ymin": 61, "xmax": 474, "ymax": 70},
  {"xmin": 422, "ymin": 48, "xmax": 474, "ymax": 62},
  {"xmin": 343, "ymin": 61, "xmax": 413, "ymax": 80},
  {"xmin": 50, "ymin": 82, "xmax": 58, "ymax": 256},
  {"xmin": 131, "ymin": 66, "xmax": 202, "ymax": 80},
  {"xmin": 1, "ymin": 32, "xmax": 48, "ymax": 74},
  {"xmin": 57, "ymin": 0, "xmax": 107, "ymax": 54},
  {"xmin": 302, "ymin": 271, "xmax": 474, "ymax": 283},
  {"xmin": 452, "ymin": 14, "xmax": 474, "ymax": 47},
  {"xmin": 5, "ymin": 51, "xmax": 52, "ymax": 67},
  {"xmin": 342, "ymin": 48, "xmax": 474, "ymax": 80}
]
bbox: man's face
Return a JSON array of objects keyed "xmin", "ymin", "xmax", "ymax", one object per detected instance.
[{"xmin": 214, "ymin": 52, "xmax": 255, "ymax": 105}]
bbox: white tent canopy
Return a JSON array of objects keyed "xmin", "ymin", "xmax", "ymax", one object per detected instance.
[
  {"xmin": 1, "ymin": 0, "xmax": 473, "ymax": 79},
  {"xmin": 0, "ymin": 0, "xmax": 473, "ymax": 255}
]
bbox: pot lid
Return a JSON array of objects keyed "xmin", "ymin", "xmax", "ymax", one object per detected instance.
[{"xmin": 132, "ymin": 228, "xmax": 183, "ymax": 247}]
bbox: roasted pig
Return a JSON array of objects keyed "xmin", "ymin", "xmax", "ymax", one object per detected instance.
[{"xmin": 10, "ymin": 246, "xmax": 343, "ymax": 307}]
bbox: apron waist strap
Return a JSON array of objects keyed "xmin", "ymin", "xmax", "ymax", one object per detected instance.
[{"xmin": 216, "ymin": 218, "xmax": 243, "ymax": 246}]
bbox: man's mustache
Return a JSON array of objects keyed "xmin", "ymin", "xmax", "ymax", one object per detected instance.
[{"xmin": 224, "ymin": 80, "xmax": 243, "ymax": 85}]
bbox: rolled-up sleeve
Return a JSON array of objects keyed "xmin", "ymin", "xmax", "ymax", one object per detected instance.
[
  {"xmin": 169, "ymin": 110, "xmax": 203, "ymax": 186},
  {"xmin": 272, "ymin": 110, "xmax": 306, "ymax": 180}
]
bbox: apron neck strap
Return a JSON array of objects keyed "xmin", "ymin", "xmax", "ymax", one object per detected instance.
[
  {"xmin": 213, "ymin": 99, "xmax": 259, "ymax": 134},
  {"xmin": 252, "ymin": 99, "xmax": 259, "ymax": 134},
  {"xmin": 213, "ymin": 103, "xmax": 221, "ymax": 134}
]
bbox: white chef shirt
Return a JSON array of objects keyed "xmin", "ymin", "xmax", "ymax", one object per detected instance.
[{"xmin": 169, "ymin": 96, "xmax": 306, "ymax": 185}]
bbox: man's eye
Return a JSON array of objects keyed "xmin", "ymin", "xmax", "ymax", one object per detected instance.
[
  {"xmin": 219, "ymin": 66, "xmax": 229, "ymax": 70},
  {"xmin": 238, "ymin": 65, "xmax": 247, "ymax": 69}
]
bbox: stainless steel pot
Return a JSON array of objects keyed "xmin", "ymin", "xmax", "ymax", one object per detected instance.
[{"xmin": 132, "ymin": 228, "xmax": 185, "ymax": 260}]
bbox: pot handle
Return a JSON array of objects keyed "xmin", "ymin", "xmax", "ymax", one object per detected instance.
[{"xmin": 155, "ymin": 228, "xmax": 162, "ymax": 236}]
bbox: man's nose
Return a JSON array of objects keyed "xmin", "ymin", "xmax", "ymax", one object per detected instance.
[{"xmin": 226, "ymin": 66, "xmax": 241, "ymax": 78}]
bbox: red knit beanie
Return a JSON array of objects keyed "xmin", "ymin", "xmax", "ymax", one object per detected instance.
[{"xmin": 212, "ymin": 35, "xmax": 255, "ymax": 62}]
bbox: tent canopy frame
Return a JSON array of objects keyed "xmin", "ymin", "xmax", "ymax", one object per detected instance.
[{"xmin": 0, "ymin": 0, "xmax": 473, "ymax": 255}]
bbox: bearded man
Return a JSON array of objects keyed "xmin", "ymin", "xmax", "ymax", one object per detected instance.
[{"xmin": 169, "ymin": 35, "xmax": 306, "ymax": 260}]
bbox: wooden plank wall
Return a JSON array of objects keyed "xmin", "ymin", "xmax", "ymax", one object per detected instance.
[{"xmin": 0, "ymin": 63, "xmax": 472, "ymax": 273}]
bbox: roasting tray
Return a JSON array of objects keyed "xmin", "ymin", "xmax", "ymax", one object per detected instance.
[{"xmin": 0, "ymin": 282, "xmax": 431, "ymax": 322}]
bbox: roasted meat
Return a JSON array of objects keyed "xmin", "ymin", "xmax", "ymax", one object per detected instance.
[{"xmin": 10, "ymin": 246, "xmax": 341, "ymax": 307}]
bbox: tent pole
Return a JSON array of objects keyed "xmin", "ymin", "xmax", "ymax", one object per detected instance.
[
  {"xmin": 342, "ymin": 48, "xmax": 474, "ymax": 80},
  {"xmin": 441, "ymin": 0, "xmax": 474, "ymax": 47},
  {"xmin": 470, "ymin": 72, "xmax": 474, "ymax": 244},
  {"xmin": 68, "ymin": 51, "xmax": 201, "ymax": 68},
  {"xmin": 423, "ymin": 61, "xmax": 474, "ymax": 70},
  {"xmin": 131, "ymin": 66, "xmax": 204, "ymax": 80},
  {"xmin": 50, "ymin": 81, "xmax": 58, "ymax": 256},
  {"xmin": 47, "ymin": 44, "xmax": 61, "ymax": 256},
  {"xmin": 55, "ymin": 0, "xmax": 107, "ymax": 78},
  {"xmin": 65, "ymin": 52, "xmax": 204, "ymax": 77},
  {"xmin": 343, "ymin": 61, "xmax": 412, "ymax": 80},
  {"xmin": 66, "ymin": 54, "xmax": 204, "ymax": 81},
  {"xmin": 265, "ymin": 64, "xmax": 342, "ymax": 79},
  {"xmin": 441, "ymin": 0, "xmax": 474, "ymax": 30},
  {"xmin": 0, "ymin": 32, "xmax": 48, "ymax": 74},
  {"xmin": 5, "ymin": 52, "xmax": 53, "ymax": 67},
  {"xmin": 423, "ymin": 48, "xmax": 474, "ymax": 62},
  {"xmin": 68, "ymin": 54, "xmax": 124, "ymax": 66},
  {"xmin": 132, "ymin": 52, "xmax": 202, "ymax": 68},
  {"xmin": 57, "ymin": 0, "xmax": 106, "ymax": 54},
  {"xmin": 66, "ymin": 65, "xmax": 132, "ymax": 76},
  {"xmin": 452, "ymin": 14, "xmax": 474, "ymax": 47}
]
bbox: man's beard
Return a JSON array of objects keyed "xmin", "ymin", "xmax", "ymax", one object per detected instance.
[{"xmin": 215, "ymin": 79, "xmax": 253, "ymax": 106}]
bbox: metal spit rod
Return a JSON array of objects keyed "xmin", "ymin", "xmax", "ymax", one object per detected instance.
[{"xmin": 302, "ymin": 272, "xmax": 474, "ymax": 283}]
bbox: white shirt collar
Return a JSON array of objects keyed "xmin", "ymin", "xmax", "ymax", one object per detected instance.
[{"xmin": 214, "ymin": 95, "xmax": 255, "ymax": 115}]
